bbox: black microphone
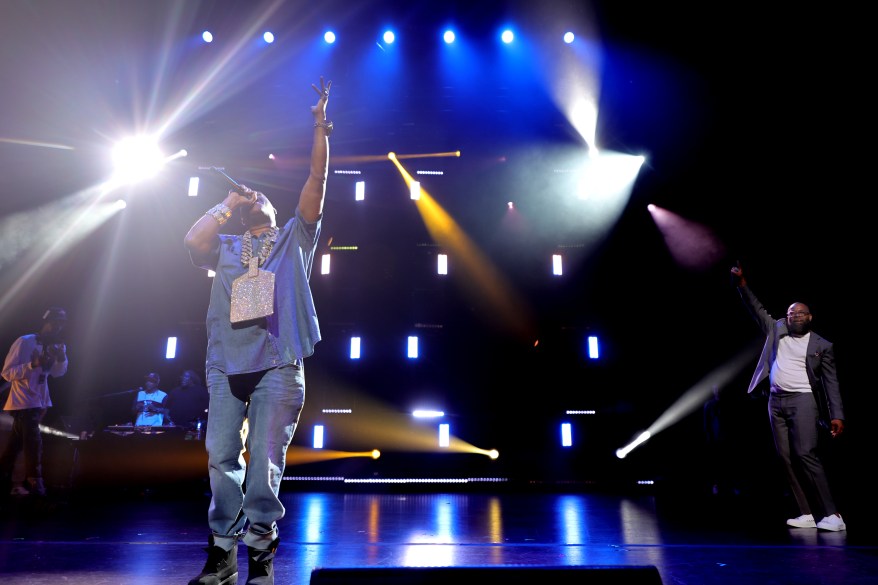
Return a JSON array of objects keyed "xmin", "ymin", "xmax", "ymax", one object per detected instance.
[{"xmin": 198, "ymin": 166, "xmax": 248, "ymax": 192}]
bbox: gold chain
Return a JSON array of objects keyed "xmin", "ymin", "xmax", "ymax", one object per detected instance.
[{"xmin": 240, "ymin": 226, "xmax": 279, "ymax": 267}]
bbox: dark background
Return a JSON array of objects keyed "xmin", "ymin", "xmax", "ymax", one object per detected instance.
[{"xmin": 0, "ymin": 0, "xmax": 867, "ymax": 495}]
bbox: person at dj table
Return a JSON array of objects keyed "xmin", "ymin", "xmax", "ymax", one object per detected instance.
[{"xmin": 131, "ymin": 372, "xmax": 170, "ymax": 427}]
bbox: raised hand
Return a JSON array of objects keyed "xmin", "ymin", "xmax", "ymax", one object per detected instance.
[
  {"xmin": 730, "ymin": 260, "xmax": 746, "ymax": 287},
  {"xmin": 310, "ymin": 76, "xmax": 331, "ymax": 122}
]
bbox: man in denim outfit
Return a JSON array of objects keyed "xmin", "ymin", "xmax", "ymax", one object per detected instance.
[{"xmin": 184, "ymin": 77, "xmax": 332, "ymax": 585}]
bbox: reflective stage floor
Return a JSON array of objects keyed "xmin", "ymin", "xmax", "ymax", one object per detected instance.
[{"xmin": 1, "ymin": 478, "xmax": 877, "ymax": 585}]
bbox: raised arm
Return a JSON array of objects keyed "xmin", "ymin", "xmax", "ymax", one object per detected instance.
[
  {"xmin": 730, "ymin": 260, "xmax": 746, "ymax": 288},
  {"xmin": 298, "ymin": 76, "xmax": 331, "ymax": 223},
  {"xmin": 731, "ymin": 260, "xmax": 775, "ymax": 334}
]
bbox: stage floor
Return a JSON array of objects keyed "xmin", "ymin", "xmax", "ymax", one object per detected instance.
[{"xmin": 1, "ymin": 479, "xmax": 876, "ymax": 585}]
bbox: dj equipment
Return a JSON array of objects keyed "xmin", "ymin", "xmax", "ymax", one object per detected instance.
[{"xmin": 104, "ymin": 425, "xmax": 187, "ymax": 435}]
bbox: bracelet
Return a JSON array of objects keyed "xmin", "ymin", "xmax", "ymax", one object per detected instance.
[
  {"xmin": 205, "ymin": 203, "xmax": 233, "ymax": 225},
  {"xmin": 314, "ymin": 120, "xmax": 333, "ymax": 136}
]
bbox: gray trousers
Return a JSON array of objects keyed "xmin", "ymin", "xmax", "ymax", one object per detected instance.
[{"xmin": 768, "ymin": 391, "xmax": 837, "ymax": 518}]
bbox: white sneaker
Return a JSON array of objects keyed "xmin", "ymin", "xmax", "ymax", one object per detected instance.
[
  {"xmin": 786, "ymin": 514, "xmax": 817, "ymax": 528},
  {"xmin": 816, "ymin": 514, "xmax": 846, "ymax": 532},
  {"xmin": 9, "ymin": 484, "xmax": 29, "ymax": 496}
]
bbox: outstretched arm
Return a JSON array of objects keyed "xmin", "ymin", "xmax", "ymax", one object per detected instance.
[{"xmin": 298, "ymin": 76, "xmax": 331, "ymax": 223}]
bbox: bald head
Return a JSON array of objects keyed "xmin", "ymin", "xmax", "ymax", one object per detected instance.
[{"xmin": 786, "ymin": 302, "xmax": 812, "ymax": 336}]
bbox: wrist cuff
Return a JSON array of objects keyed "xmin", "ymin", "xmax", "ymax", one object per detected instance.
[
  {"xmin": 314, "ymin": 120, "xmax": 333, "ymax": 136},
  {"xmin": 206, "ymin": 203, "xmax": 233, "ymax": 225}
]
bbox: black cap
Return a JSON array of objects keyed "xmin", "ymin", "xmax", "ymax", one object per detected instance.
[{"xmin": 43, "ymin": 307, "xmax": 68, "ymax": 322}]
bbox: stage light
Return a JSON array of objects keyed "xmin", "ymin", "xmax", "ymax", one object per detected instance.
[
  {"xmin": 38, "ymin": 424, "xmax": 77, "ymax": 440},
  {"xmin": 552, "ymin": 254, "xmax": 563, "ymax": 276},
  {"xmin": 563, "ymin": 32, "xmax": 575, "ymax": 44},
  {"xmin": 412, "ymin": 410, "xmax": 444, "ymax": 418},
  {"xmin": 587, "ymin": 335, "xmax": 599, "ymax": 359},
  {"xmin": 201, "ymin": 31, "xmax": 213, "ymax": 43},
  {"xmin": 320, "ymin": 253, "xmax": 330, "ymax": 275},
  {"xmin": 438, "ymin": 423, "xmax": 449, "ymax": 447},
  {"xmin": 437, "ymin": 254, "xmax": 447, "ymax": 275},
  {"xmin": 350, "ymin": 336, "xmax": 361, "ymax": 359},
  {"xmin": 501, "ymin": 29, "xmax": 514, "ymax": 44},
  {"xmin": 561, "ymin": 422, "xmax": 572, "ymax": 447},
  {"xmin": 382, "ymin": 30, "xmax": 395, "ymax": 44},
  {"xmin": 371, "ymin": 449, "xmax": 380, "ymax": 459},
  {"xmin": 355, "ymin": 180, "xmax": 365, "ymax": 201},
  {"xmin": 263, "ymin": 31, "xmax": 274, "ymax": 44},
  {"xmin": 324, "ymin": 31, "xmax": 336, "ymax": 44},
  {"xmin": 443, "ymin": 30, "xmax": 455, "ymax": 44},
  {"xmin": 166, "ymin": 337, "xmax": 177, "ymax": 359},
  {"xmin": 313, "ymin": 425, "xmax": 324, "ymax": 449},
  {"xmin": 616, "ymin": 431, "xmax": 650, "ymax": 459},
  {"xmin": 111, "ymin": 136, "xmax": 165, "ymax": 184},
  {"xmin": 407, "ymin": 336, "xmax": 419, "ymax": 359}
]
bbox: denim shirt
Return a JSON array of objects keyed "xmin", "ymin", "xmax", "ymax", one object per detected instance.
[{"xmin": 193, "ymin": 207, "xmax": 322, "ymax": 376}]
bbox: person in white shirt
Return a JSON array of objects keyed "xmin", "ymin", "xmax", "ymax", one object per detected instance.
[
  {"xmin": 0, "ymin": 306, "xmax": 68, "ymax": 498},
  {"xmin": 732, "ymin": 262, "xmax": 846, "ymax": 532},
  {"xmin": 131, "ymin": 372, "xmax": 170, "ymax": 427}
]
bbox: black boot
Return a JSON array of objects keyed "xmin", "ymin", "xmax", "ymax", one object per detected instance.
[
  {"xmin": 189, "ymin": 535, "xmax": 238, "ymax": 585},
  {"xmin": 246, "ymin": 537, "xmax": 279, "ymax": 585}
]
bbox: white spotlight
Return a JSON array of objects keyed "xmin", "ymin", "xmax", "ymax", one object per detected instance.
[
  {"xmin": 263, "ymin": 32, "xmax": 275, "ymax": 44},
  {"xmin": 111, "ymin": 136, "xmax": 165, "ymax": 184},
  {"xmin": 587, "ymin": 335, "xmax": 600, "ymax": 359},
  {"xmin": 166, "ymin": 337, "xmax": 177, "ymax": 359},
  {"xmin": 561, "ymin": 422, "xmax": 572, "ymax": 447},
  {"xmin": 324, "ymin": 31, "xmax": 336, "ymax": 44},
  {"xmin": 552, "ymin": 254, "xmax": 563, "ymax": 276},
  {"xmin": 202, "ymin": 31, "xmax": 213, "ymax": 43},
  {"xmin": 438, "ymin": 423, "xmax": 450, "ymax": 447},
  {"xmin": 383, "ymin": 30, "xmax": 395, "ymax": 44},
  {"xmin": 412, "ymin": 410, "xmax": 444, "ymax": 419},
  {"xmin": 443, "ymin": 30, "xmax": 455, "ymax": 44}
]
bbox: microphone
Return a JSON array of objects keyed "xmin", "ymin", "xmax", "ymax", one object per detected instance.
[{"xmin": 198, "ymin": 166, "xmax": 248, "ymax": 192}]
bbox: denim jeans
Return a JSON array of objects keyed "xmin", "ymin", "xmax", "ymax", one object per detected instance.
[
  {"xmin": 0, "ymin": 408, "xmax": 46, "ymax": 481},
  {"xmin": 205, "ymin": 364, "xmax": 305, "ymax": 550}
]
